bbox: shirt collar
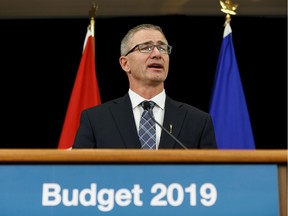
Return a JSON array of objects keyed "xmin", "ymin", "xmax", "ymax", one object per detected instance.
[{"xmin": 129, "ymin": 89, "xmax": 166, "ymax": 110}]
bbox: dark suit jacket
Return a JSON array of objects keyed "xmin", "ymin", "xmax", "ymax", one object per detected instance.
[{"xmin": 73, "ymin": 94, "xmax": 217, "ymax": 149}]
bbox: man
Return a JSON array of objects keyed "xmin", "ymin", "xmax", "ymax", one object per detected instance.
[{"xmin": 72, "ymin": 23, "xmax": 217, "ymax": 149}]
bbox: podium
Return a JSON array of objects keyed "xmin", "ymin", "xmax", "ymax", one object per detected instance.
[{"xmin": 0, "ymin": 149, "xmax": 286, "ymax": 216}]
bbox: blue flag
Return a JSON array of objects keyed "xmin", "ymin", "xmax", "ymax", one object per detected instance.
[{"xmin": 209, "ymin": 23, "xmax": 255, "ymax": 149}]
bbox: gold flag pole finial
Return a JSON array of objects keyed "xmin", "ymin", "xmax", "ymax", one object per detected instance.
[
  {"xmin": 220, "ymin": 0, "xmax": 238, "ymax": 26},
  {"xmin": 89, "ymin": 2, "xmax": 98, "ymax": 37}
]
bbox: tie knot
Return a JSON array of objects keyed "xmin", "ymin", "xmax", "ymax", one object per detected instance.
[{"xmin": 141, "ymin": 100, "xmax": 155, "ymax": 110}]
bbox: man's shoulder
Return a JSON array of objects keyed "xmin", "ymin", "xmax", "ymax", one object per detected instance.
[
  {"xmin": 166, "ymin": 96, "xmax": 210, "ymax": 116},
  {"xmin": 85, "ymin": 94, "xmax": 130, "ymax": 112}
]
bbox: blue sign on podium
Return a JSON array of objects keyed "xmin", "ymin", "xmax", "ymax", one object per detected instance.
[{"xmin": 0, "ymin": 164, "xmax": 279, "ymax": 215}]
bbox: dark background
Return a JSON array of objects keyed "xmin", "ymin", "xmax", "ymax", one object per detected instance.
[{"xmin": 0, "ymin": 15, "xmax": 287, "ymax": 149}]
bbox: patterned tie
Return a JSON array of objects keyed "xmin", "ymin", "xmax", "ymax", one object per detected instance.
[{"xmin": 139, "ymin": 101, "xmax": 156, "ymax": 149}]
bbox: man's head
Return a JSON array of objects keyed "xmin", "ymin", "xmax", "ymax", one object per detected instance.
[{"xmin": 119, "ymin": 24, "xmax": 172, "ymax": 94}]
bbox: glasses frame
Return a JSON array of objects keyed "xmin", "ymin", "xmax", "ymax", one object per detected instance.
[{"xmin": 124, "ymin": 43, "xmax": 172, "ymax": 56}]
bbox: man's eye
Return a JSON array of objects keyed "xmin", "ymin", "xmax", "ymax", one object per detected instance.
[
  {"xmin": 158, "ymin": 46, "xmax": 167, "ymax": 51},
  {"xmin": 141, "ymin": 46, "xmax": 152, "ymax": 51}
]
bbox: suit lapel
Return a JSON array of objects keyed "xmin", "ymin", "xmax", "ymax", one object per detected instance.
[
  {"xmin": 159, "ymin": 97, "xmax": 186, "ymax": 149},
  {"xmin": 110, "ymin": 94, "xmax": 142, "ymax": 149}
]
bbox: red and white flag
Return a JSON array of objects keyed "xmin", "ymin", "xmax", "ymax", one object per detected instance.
[{"xmin": 58, "ymin": 26, "xmax": 101, "ymax": 149}]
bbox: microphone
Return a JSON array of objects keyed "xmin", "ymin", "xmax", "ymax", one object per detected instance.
[{"xmin": 143, "ymin": 101, "xmax": 188, "ymax": 149}]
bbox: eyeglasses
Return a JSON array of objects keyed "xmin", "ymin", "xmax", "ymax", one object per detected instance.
[{"xmin": 124, "ymin": 43, "xmax": 172, "ymax": 56}]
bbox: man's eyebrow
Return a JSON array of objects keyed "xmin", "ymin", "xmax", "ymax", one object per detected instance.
[
  {"xmin": 141, "ymin": 41, "xmax": 167, "ymax": 45},
  {"xmin": 140, "ymin": 41, "xmax": 153, "ymax": 45}
]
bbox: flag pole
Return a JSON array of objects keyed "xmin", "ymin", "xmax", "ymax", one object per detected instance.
[{"xmin": 89, "ymin": 2, "xmax": 98, "ymax": 54}]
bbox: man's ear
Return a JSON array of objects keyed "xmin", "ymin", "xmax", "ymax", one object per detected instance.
[{"xmin": 119, "ymin": 56, "xmax": 130, "ymax": 73}]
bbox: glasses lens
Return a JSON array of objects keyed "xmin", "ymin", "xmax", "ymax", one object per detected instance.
[
  {"xmin": 158, "ymin": 45, "xmax": 171, "ymax": 54},
  {"xmin": 138, "ymin": 44, "xmax": 153, "ymax": 53}
]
